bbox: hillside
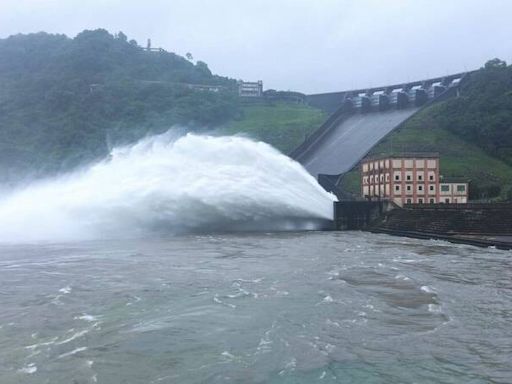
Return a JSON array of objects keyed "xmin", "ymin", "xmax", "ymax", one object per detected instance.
[
  {"xmin": 0, "ymin": 29, "xmax": 328, "ymax": 182},
  {"xmin": 217, "ymin": 102, "xmax": 326, "ymax": 154},
  {"xmin": 339, "ymin": 60, "xmax": 512, "ymax": 201},
  {"xmin": 0, "ymin": 29, "xmax": 240, "ymax": 179}
]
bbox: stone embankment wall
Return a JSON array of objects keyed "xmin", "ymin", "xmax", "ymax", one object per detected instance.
[
  {"xmin": 333, "ymin": 201, "xmax": 396, "ymax": 230},
  {"xmin": 372, "ymin": 203, "xmax": 512, "ymax": 236}
]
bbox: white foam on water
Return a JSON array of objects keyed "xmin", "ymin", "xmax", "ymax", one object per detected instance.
[
  {"xmin": 0, "ymin": 132, "xmax": 336, "ymax": 243},
  {"xmin": 56, "ymin": 329, "xmax": 89, "ymax": 345},
  {"xmin": 233, "ymin": 278, "xmax": 263, "ymax": 284},
  {"xmin": 18, "ymin": 363, "xmax": 37, "ymax": 374},
  {"xmin": 57, "ymin": 346, "xmax": 88, "ymax": 359},
  {"xmin": 221, "ymin": 351, "xmax": 235, "ymax": 359},
  {"xmin": 421, "ymin": 285, "xmax": 436, "ymax": 294},
  {"xmin": 74, "ymin": 314, "xmax": 99, "ymax": 322},
  {"xmin": 213, "ymin": 294, "xmax": 236, "ymax": 309},
  {"xmin": 59, "ymin": 286, "xmax": 72, "ymax": 294},
  {"xmin": 428, "ymin": 304, "xmax": 443, "ymax": 313},
  {"xmin": 25, "ymin": 337, "xmax": 58, "ymax": 350},
  {"xmin": 279, "ymin": 357, "xmax": 297, "ymax": 376},
  {"xmin": 322, "ymin": 295, "xmax": 334, "ymax": 303}
]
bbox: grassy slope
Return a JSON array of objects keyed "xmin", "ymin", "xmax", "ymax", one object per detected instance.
[
  {"xmin": 217, "ymin": 102, "xmax": 326, "ymax": 154},
  {"xmin": 339, "ymin": 106, "xmax": 512, "ymax": 200}
]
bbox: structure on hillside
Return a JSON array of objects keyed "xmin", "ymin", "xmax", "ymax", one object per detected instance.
[
  {"xmin": 238, "ymin": 80, "xmax": 263, "ymax": 97},
  {"xmin": 184, "ymin": 83, "xmax": 226, "ymax": 93},
  {"xmin": 145, "ymin": 39, "xmax": 164, "ymax": 53},
  {"xmin": 291, "ymin": 71, "xmax": 472, "ymax": 193},
  {"xmin": 360, "ymin": 153, "xmax": 468, "ymax": 206},
  {"xmin": 262, "ymin": 89, "xmax": 306, "ymax": 104}
]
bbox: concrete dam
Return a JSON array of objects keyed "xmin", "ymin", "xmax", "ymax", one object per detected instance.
[{"xmin": 292, "ymin": 72, "xmax": 470, "ymax": 185}]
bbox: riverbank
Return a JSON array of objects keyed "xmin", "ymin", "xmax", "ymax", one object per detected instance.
[
  {"xmin": 371, "ymin": 203, "xmax": 512, "ymax": 250},
  {"xmin": 371, "ymin": 229, "xmax": 512, "ymax": 250},
  {"xmin": 333, "ymin": 201, "xmax": 512, "ymax": 250}
]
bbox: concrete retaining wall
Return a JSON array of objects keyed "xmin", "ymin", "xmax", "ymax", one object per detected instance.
[
  {"xmin": 372, "ymin": 203, "xmax": 512, "ymax": 236},
  {"xmin": 333, "ymin": 201, "xmax": 396, "ymax": 230}
]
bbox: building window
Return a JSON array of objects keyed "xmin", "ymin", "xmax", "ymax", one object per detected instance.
[
  {"xmin": 395, "ymin": 185, "xmax": 400, "ymax": 191},
  {"xmin": 407, "ymin": 185, "xmax": 412, "ymax": 191},
  {"xmin": 429, "ymin": 198, "xmax": 435, "ymax": 204},
  {"xmin": 406, "ymin": 199, "xmax": 412, "ymax": 204},
  {"xmin": 418, "ymin": 185, "xmax": 423, "ymax": 191},
  {"xmin": 418, "ymin": 175, "xmax": 423, "ymax": 181},
  {"xmin": 406, "ymin": 175, "xmax": 411, "ymax": 181},
  {"xmin": 445, "ymin": 198, "xmax": 450, "ymax": 203},
  {"xmin": 457, "ymin": 185, "xmax": 466, "ymax": 192},
  {"xmin": 429, "ymin": 185, "xmax": 434, "ymax": 191},
  {"xmin": 441, "ymin": 185, "xmax": 450, "ymax": 192},
  {"xmin": 429, "ymin": 175, "xmax": 434, "ymax": 181},
  {"xmin": 395, "ymin": 175, "xmax": 400, "ymax": 181},
  {"xmin": 418, "ymin": 198, "xmax": 424, "ymax": 204}
]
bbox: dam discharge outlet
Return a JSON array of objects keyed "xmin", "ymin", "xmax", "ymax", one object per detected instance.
[{"xmin": 0, "ymin": 132, "xmax": 336, "ymax": 242}]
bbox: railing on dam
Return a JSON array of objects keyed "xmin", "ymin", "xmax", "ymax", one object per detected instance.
[{"xmin": 306, "ymin": 72, "xmax": 468, "ymax": 114}]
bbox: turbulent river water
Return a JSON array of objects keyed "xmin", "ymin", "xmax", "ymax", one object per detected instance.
[{"xmin": 1, "ymin": 232, "xmax": 511, "ymax": 383}]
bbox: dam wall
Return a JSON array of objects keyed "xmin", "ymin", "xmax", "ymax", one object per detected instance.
[
  {"xmin": 293, "ymin": 72, "xmax": 471, "ymax": 181},
  {"xmin": 298, "ymin": 108, "xmax": 421, "ymax": 177}
]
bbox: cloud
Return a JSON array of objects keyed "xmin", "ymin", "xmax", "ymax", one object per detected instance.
[{"xmin": 0, "ymin": 0, "xmax": 510, "ymax": 93}]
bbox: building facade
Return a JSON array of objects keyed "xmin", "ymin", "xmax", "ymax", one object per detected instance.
[
  {"xmin": 238, "ymin": 80, "xmax": 263, "ymax": 97},
  {"xmin": 361, "ymin": 153, "xmax": 468, "ymax": 206},
  {"xmin": 439, "ymin": 178, "xmax": 469, "ymax": 204}
]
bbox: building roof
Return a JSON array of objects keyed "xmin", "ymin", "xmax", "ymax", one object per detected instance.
[
  {"xmin": 362, "ymin": 152, "xmax": 440, "ymax": 162},
  {"xmin": 440, "ymin": 177, "xmax": 470, "ymax": 183}
]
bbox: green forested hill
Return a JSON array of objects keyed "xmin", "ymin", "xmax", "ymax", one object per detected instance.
[
  {"xmin": 428, "ymin": 59, "xmax": 512, "ymax": 165},
  {"xmin": 0, "ymin": 29, "xmax": 240, "ymax": 178},
  {"xmin": 217, "ymin": 103, "xmax": 326, "ymax": 154}
]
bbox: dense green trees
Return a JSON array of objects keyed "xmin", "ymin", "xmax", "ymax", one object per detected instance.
[
  {"xmin": 427, "ymin": 59, "xmax": 512, "ymax": 165},
  {"xmin": 0, "ymin": 29, "xmax": 239, "ymax": 180},
  {"xmin": 353, "ymin": 59, "xmax": 512, "ymax": 200}
]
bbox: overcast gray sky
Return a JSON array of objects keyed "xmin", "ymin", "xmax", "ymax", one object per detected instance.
[{"xmin": 0, "ymin": 0, "xmax": 510, "ymax": 93}]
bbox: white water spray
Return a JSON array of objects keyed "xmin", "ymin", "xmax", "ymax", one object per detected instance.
[{"xmin": 0, "ymin": 132, "xmax": 336, "ymax": 242}]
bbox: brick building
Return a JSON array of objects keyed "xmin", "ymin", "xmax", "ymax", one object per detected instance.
[{"xmin": 361, "ymin": 153, "xmax": 468, "ymax": 206}]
